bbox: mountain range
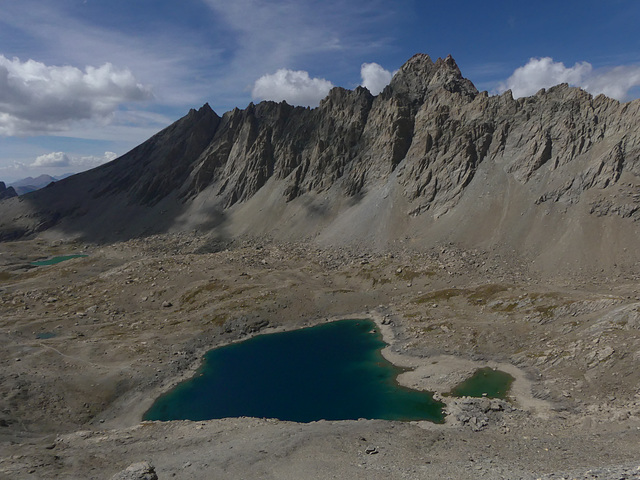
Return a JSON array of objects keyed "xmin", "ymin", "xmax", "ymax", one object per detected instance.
[
  {"xmin": 8, "ymin": 174, "xmax": 73, "ymax": 195},
  {"xmin": 1, "ymin": 53, "xmax": 639, "ymax": 273}
]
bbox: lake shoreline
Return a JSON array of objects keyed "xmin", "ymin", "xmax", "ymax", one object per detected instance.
[{"xmin": 112, "ymin": 309, "xmax": 551, "ymax": 430}]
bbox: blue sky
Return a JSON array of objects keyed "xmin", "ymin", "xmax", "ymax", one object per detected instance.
[{"xmin": 1, "ymin": 0, "xmax": 640, "ymax": 182}]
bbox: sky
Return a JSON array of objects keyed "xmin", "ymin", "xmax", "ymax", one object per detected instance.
[{"xmin": 1, "ymin": 0, "xmax": 640, "ymax": 183}]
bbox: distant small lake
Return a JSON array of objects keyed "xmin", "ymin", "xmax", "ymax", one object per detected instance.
[
  {"xmin": 144, "ymin": 319, "xmax": 446, "ymax": 423},
  {"xmin": 448, "ymin": 367, "xmax": 514, "ymax": 399},
  {"xmin": 31, "ymin": 255, "xmax": 87, "ymax": 266},
  {"xmin": 36, "ymin": 332, "xmax": 56, "ymax": 339}
]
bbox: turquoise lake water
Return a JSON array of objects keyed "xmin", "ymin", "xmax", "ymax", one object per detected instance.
[
  {"xmin": 31, "ymin": 254, "xmax": 88, "ymax": 266},
  {"xmin": 35, "ymin": 332, "xmax": 56, "ymax": 339},
  {"xmin": 143, "ymin": 319, "xmax": 446, "ymax": 423},
  {"xmin": 449, "ymin": 367, "xmax": 514, "ymax": 399}
]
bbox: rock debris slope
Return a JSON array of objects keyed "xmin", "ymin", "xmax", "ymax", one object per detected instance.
[{"xmin": 1, "ymin": 54, "xmax": 639, "ymax": 268}]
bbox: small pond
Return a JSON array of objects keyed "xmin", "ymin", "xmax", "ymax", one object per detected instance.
[
  {"xmin": 448, "ymin": 367, "xmax": 514, "ymax": 399},
  {"xmin": 35, "ymin": 332, "xmax": 57, "ymax": 340},
  {"xmin": 31, "ymin": 255, "xmax": 88, "ymax": 266},
  {"xmin": 144, "ymin": 319, "xmax": 446, "ymax": 423}
]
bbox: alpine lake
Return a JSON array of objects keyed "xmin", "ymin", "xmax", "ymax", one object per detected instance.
[
  {"xmin": 144, "ymin": 319, "xmax": 514, "ymax": 424},
  {"xmin": 31, "ymin": 254, "xmax": 88, "ymax": 266}
]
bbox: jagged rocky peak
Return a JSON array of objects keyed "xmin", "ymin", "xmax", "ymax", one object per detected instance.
[
  {"xmin": 0, "ymin": 182, "xmax": 18, "ymax": 200},
  {"xmin": 384, "ymin": 53, "xmax": 478, "ymax": 104},
  {"xmin": 188, "ymin": 102, "xmax": 216, "ymax": 116},
  {"xmin": 320, "ymin": 86, "xmax": 374, "ymax": 111}
]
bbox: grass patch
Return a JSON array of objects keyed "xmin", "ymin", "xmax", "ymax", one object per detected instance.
[
  {"xmin": 357, "ymin": 268, "xmax": 391, "ymax": 287},
  {"xmin": 217, "ymin": 285, "xmax": 258, "ymax": 302},
  {"xmin": 372, "ymin": 277, "xmax": 391, "ymax": 287},
  {"xmin": 0, "ymin": 271, "xmax": 15, "ymax": 282},
  {"xmin": 396, "ymin": 269, "xmax": 436, "ymax": 282},
  {"xmin": 415, "ymin": 288, "xmax": 467, "ymax": 304},
  {"xmin": 526, "ymin": 292, "xmax": 562, "ymax": 302},
  {"xmin": 467, "ymin": 284, "xmax": 509, "ymax": 304},
  {"xmin": 181, "ymin": 281, "xmax": 228, "ymax": 304},
  {"xmin": 423, "ymin": 324, "xmax": 442, "ymax": 332},
  {"xmin": 534, "ymin": 305, "xmax": 557, "ymax": 318},
  {"xmin": 396, "ymin": 269, "xmax": 419, "ymax": 281},
  {"xmin": 492, "ymin": 302, "xmax": 518, "ymax": 313},
  {"xmin": 207, "ymin": 312, "xmax": 229, "ymax": 326}
]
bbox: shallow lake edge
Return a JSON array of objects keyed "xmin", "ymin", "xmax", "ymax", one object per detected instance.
[{"xmin": 114, "ymin": 310, "xmax": 551, "ymax": 429}]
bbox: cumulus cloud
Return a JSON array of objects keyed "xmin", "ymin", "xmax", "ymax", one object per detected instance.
[
  {"xmin": 498, "ymin": 57, "xmax": 640, "ymax": 101},
  {"xmin": 581, "ymin": 65, "xmax": 640, "ymax": 100},
  {"xmin": 498, "ymin": 58, "xmax": 591, "ymax": 97},
  {"xmin": 204, "ymin": 0, "xmax": 391, "ymax": 85},
  {"xmin": 31, "ymin": 152, "xmax": 71, "ymax": 168},
  {"xmin": 252, "ymin": 69, "xmax": 334, "ymax": 107},
  {"xmin": 31, "ymin": 151, "xmax": 117, "ymax": 169},
  {"xmin": 360, "ymin": 62, "xmax": 394, "ymax": 95},
  {"xmin": 0, "ymin": 55, "xmax": 152, "ymax": 136}
]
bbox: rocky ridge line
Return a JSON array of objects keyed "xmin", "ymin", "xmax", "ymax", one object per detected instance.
[{"xmin": 0, "ymin": 53, "xmax": 638, "ymax": 242}]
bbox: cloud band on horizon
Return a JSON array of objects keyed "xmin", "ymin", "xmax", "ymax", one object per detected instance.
[{"xmin": 498, "ymin": 57, "xmax": 640, "ymax": 101}]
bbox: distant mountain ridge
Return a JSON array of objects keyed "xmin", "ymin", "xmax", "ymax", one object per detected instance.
[
  {"xmin": 8, "ymin": 174, "xmax": 72, "ymax": 195},
  {"xmin": 0, "ymin": 53, "xmax": 639, "ymax": 273},
  {"xmin": 0, "ymin": 182, "xmax": 17, "ymax": 200}
]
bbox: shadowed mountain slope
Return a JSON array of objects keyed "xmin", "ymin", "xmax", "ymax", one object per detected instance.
[
  {"xmin": 0, "ymin": 182, "xmax": 17, "ymax": 200},
  {"xmin": 1, "ymin": 53, "xmax": 639, "ymax": 273}
]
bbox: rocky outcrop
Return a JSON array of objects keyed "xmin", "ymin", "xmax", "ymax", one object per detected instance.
[
  {"xmin": 110, "ymin": 461, "xmax": 158, "ymax": 480},
  {"xmin": 179, "ymin": 54, "xmax": 485, "ymax": 208},
  {"xmin": 0, "ymin": 182, "xmax": 17, "ymax": 200}
]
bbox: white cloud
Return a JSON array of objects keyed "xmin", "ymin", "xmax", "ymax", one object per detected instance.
[
  {"xmin": 202, "ymin": 0, "xmax": 396, "ymax": 107},
  {"xmin": 581, "ymin": 65, "xmax": 640, "ymax": 100},
  {"xmin": 252, "ymin": 69, "xmax": 334, "ymax": 107},
  {"xmin": 31, "ymin": 152, "xmax": 70, "ymax": 168},
  {"xmin": 498, "ymin": 57, "xmax": 640, "ymax": 100},
  {"xmin": 360, "ymin": 62, "xmax": 394, "ymax": 95},
  {"xmin": 0, "ymin": 151, "xmax": 119, "ymax": 182},
  {"xmin": 0, "ymin": 2, "xmax": 220, "ymax": 108},
  {"xmin": 75, "ymin": 151, "xmax": 118, "ymax": 167},
  {"xmin": 31, "ymin": 151, "xmax": 117, "ymax": 169},
  {"xmin": 0, "ymin": 55, "xmax": 152, "ymax": 136}
]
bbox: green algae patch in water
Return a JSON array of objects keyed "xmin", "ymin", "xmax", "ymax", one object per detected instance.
[
  {"xmin": 31, "ymin": 255, "xmax": 88, "ymax": 266},
  {"xmin": 144, "ymin": 319, "xmax": 445, "ymax": 423},
  {"xmin": 448, "ymin": 367, "xmax": 514, "ymax": 399}
]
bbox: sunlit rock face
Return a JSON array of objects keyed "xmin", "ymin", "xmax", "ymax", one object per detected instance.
[{"xmin": 1, "ymin": 53, "xmax": 639, "ymax": 266}]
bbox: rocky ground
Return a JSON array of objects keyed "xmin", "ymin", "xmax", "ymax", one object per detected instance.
[{"xmin": 1, "ymin": 232, "xmax": 639, "ymax": 479}]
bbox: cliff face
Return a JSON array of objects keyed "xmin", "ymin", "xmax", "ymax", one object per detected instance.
[
  {"xmin": 176, "ymin": 54, "xmax": 485, "ymax": 211},
  {"xmin": 174, "ymin": 53, "xmax": 640, "ymax": 220},
  {"xmin": 1, "ymin": 53, "xmax": 639, "ymax": 264}
]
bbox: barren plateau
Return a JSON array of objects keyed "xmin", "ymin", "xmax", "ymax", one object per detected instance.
[{"xmin": 1, "ymin": 233, "xmax": 640, "ymax": 479}]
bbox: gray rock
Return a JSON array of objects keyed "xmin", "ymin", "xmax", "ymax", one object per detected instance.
[
  {"xmin": 110, "ymin": 461, "xmax": 158, "ymax": 480},
  {"xmin": 365, "ymin": 446, "xmax": 379, "ymax": 455}
]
